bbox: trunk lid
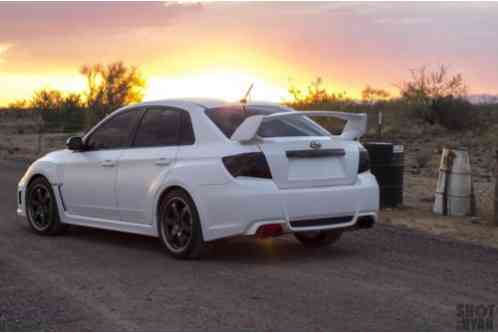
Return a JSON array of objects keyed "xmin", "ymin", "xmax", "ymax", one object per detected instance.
[{"xmin": 258, "ymin": 136, "xmax": 359, "ymax": 189}]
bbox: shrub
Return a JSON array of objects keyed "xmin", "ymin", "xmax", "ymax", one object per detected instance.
[{"xmin": 431, "ymin": 96, "xmax": 474, "ymax": 130}]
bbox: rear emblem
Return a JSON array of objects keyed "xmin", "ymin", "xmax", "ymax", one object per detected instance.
[{"xmin": 310, "ymin": 141, "xmax": 322, "ymax": 150}]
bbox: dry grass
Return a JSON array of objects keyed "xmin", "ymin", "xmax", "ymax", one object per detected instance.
[
  {"xmin": 382, "ymin": 207, "xmax": 498, "ymax": 249},
  {"xmin": 0, "ymin": 133, "xmax": 68, "ymax": 161}
]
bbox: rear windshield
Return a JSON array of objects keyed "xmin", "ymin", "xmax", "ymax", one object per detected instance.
[{"xmin": 205, "ymin": 106, "xmax": 329, "ymax": 138}]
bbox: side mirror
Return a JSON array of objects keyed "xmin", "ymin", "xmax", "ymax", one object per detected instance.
[{"xmin": 66, "ymin": 136, "xmax": 85, "ymax": 151}]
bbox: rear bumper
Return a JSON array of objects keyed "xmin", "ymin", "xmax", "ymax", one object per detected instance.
[{"xmin": 198, "ymin": 172, "xmax": 379, "ymax": 241}]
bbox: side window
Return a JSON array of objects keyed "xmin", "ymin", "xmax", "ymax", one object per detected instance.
[
  {"xmin": 133, "ymin": 108, "xmax": 180, "ymax": 147},
  {"xmin": 179, "ymin": 111, "xmax": 195, "ymax": 145},
  {"xmin": 85, "ymin": 110, "xmax": 140, "ymax": 150}
]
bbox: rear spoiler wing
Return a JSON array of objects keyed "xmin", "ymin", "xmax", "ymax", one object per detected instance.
[{"xmin": 231, "ymin": 111, "xmax": 367, "ymax": 142}]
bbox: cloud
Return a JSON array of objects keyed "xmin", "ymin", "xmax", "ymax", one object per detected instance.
[
  {"xmin": 375, "ymin": 17, "xmax": 432, "ymax": 25},
  {"xmin": 0, "ymin": 2, "xmax": 204, "ymax": 73},
  {"xmin": 0, "ymin": 2, "xmax": 203, "ymax": 41}
]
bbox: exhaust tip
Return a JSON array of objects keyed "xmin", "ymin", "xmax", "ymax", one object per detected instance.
[{"xmin": 356, "ymin": 216, "xmax": 375, "ymax": 229}]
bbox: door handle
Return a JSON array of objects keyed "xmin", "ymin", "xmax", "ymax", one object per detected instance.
[
  {"xmin": 155, "ymin": 158, "xmax": 172, "ymax": 166},
  {"xmin": 101, "ymin": 160, "xmax": 116, "ymax": 167}
]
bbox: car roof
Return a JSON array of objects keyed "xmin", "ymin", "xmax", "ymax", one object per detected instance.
[{"xmin": 127, "ymin": 98, "xmax": 289, "ymax": 111}]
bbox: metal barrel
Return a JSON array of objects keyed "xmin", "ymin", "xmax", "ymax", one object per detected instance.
[
  {"xmin": 363, "ymin": 142, "xmax": 404, "ymax": 208},
  {"xmin": 433, "ymin": 147, "xmax": 473, "ymax": 216}
]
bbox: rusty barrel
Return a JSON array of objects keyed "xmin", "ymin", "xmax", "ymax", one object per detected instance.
[
  {"xmin": 433, "ymin": 147, "xmax": 473, "ymax": 216},
  {"xmin": 363, "ymin": 142, "xmax": 404, "ymax": 208}
]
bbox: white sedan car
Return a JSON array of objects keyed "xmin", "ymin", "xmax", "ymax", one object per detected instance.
[{"xmin": 17, "ymin": 98, "xmax": 379, "ymax": 259}]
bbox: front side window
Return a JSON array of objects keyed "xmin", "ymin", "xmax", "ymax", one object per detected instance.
[
  {"xmin": 85, "ymin": 110, "xmax": 141, "ymax": 150},
  {"xmin": 133, "ymin": 108, "xmax": 180, "ymax": 147},
  {"xmin": 205, "ymin": 106, "xmax": 328, "ymax": 138}
]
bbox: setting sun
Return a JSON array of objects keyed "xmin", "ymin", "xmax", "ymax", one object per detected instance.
[{"xmin": 145, "ymin": 70, "xmax": 291, "ymax": 103}]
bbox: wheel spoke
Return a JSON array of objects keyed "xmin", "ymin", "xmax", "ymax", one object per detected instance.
[
  {"xmin": 28, "ymin": 184, "xmax": 53, "ymax": 230},
  {"xmin": 177, "ymin": 232, "xmax": 187, "ymax": 245},
  {"xmin": 179, "ymin": 206, "xmax": 190, "ymax": 226},
  {"xmin": 41, "ymin": 190, "xmax": 51, "ymax": 204},
  {"xmin": 182, "ymin": 226, "xmax": 191, "ymax": 236},
  {"xmin": 165, "ymin": 217, "xmax": 176, "ymax": 228},
  {"xmin": 170, "ymin": 232, "xmax": 181, "ymax": 247},
  {"xmin": 171, "ymin": 202, "xmax": 180, "ymax": 219},
  {"xmin": 161, "ymin": 197, "xmax": 194, "ymax": 251},
  {"xmin": 36, "ymin": 188, "xmax": 43, "ymax": 201}
]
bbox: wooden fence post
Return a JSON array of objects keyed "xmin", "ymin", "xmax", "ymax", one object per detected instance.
[{"xmin": 377, "ymin": 111, "xmax": 383, "ymax": 139}]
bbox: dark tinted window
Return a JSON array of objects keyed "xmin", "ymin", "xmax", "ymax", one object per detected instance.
[
  {"xmin": 179, "ymin": 111, "xmax": 195, "ymax": 145},
  {"xmin": 86, "ymin": 110, "xmax": 140, "ymax": 150},
  {"xmin": 133, "ymin": 108, "xmax": 180, "ymax": 147},
  {"xmin": 205, "ymin": 106, "xmax": 327, "ymax": 138}
]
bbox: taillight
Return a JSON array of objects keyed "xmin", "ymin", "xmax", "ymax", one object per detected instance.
[
  {"xmin": 222, "ymin": 152, "xmax": 273, "ymax": 179},
  {"xmin": 358, "ymin": 147, "xmax": 370, "ymax": 173}
]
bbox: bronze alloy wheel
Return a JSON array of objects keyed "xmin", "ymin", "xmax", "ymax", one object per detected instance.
[
  {"xmin": 160, "ymin": 197, "xmax": 193, "ymax": 253},
  {"xmin": 26, "ymin": 177, "xmax": 67, "ymax": 235},
  {"xmin": 27, "ymin": 182, "xmax": 54, "ymax": 232},
  {"xmin": 158, "ymin": 189, "xmax": 205, "ymax": 259}
]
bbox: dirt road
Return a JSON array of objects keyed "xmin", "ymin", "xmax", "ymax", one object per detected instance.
[{"xmin": 1, "ymin": 161, "xmax": 497, "ymax": 331}]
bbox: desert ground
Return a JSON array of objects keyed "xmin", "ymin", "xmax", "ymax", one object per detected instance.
[
  {"xmin": 1, "ymin": 160, "xmax": 498, "ymax": 331},
  {"xmin": 1, "ymin": 112, "xmax": 498, "ymax": 330}
]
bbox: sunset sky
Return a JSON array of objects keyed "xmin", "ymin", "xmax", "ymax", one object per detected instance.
[{"xmin": 0, "ymin": 1, "xmax": 498, "ymax": 106}]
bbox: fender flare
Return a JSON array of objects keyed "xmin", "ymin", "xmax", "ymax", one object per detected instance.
[
  {"xmin": 23, "ymin": 160, "xmax": 62, "ymax": 187},
  {"xmin": 152, "ymin": 179, "xmax": 206, "ymax": 238}
]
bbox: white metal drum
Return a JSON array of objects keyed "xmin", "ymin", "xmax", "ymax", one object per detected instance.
[{"xmin": 433, "ymin": 148, "xmax": 474, "ymax": 216}]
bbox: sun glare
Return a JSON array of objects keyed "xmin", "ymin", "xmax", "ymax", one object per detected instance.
[
  {"xmin": 145, "ymin": 70, "xmax": 291, "ymax": 103},
  {"xmin": 0, "ymin": 73, "xmax": 86, "ymax": 105}
]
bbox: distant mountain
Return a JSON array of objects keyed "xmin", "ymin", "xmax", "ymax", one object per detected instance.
[{"xmin": 466, "ymin": 94, "xmax": 498, "ymax": 105}]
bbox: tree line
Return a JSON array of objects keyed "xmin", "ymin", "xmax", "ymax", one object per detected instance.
[
  {"xmin": 288, "ymin": 65, "xmax": 483, "ymax": 131},
  {"xmin": 7, "ymin": 63, "xmax": 496, "ymax": 133},
  {"xmin": 8, "ymin": 62, "xmax": 145, "ymax": 132}
]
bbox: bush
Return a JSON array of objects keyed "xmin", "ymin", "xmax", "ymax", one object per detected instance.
[{"xmin": 431, "ymin": 96, "xmax": 474, "ymax": 130}]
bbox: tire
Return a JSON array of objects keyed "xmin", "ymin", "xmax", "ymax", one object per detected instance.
[
  {"xmin": 157, "ymin": 189, "xmax": 205, "ymax": 259},
  {"xmin": 294, "ymin": 230, "xmax": 342, "ymax": 248},
  {"xmin": 26, "ymin": 176, "xmax": 67, "ymax": 235}
]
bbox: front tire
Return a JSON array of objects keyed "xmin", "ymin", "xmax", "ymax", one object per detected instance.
[
  {"xmin": 294, "ymin": 230, "xmax": 342, "ymax": 248},
  {"xmin": 26, "ymin": 177, "xmax": 67, "ymax": 235},
  {"xmin": 157, "ymin": 189, "xmax": 205, "ymax": 259}
]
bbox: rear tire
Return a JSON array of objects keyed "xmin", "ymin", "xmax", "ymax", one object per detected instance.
[
  {"xmin": 157, "ymin": 189, "xmax": 205, "ymax": 259},
  {"xmin": 26, "ymin": 176, "xmax": 67, "ymax": 235},
  {"xmin": 294, "ymin": 230, "xmax": 342, "ymax": 248}
]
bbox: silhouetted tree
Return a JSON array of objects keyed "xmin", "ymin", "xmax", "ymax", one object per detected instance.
[
  {"xmin": 288, "ymin": 77, "xmax": 351, "ymax": 106},
  {"xmin": 399, "ymin": 65, "xmax": 467, "ymax": 102},
  {"xmin": 287, "ymin": 77, "xmax": 356, "ymax": 134},
  {"xmin": 361, "ymin": 85, "xmax": 390, "ymax": 104},
  {"xmin": 29, "ymin": 89, "xmax": 85, "ymax": 133},
  {"xmin": 81, "ymin": 62, "xmax": 145, "ymax": 128},
  {"xmin": 8, "ymin": 99, "xmax": 28, "ymax": 109},
  {"xmin": 30, "ymin": 89, "xmax": 64, "ymax": 112},
  {"xmin": 398, "ymin": 65, "xmax": 468, "ymax": 126}
]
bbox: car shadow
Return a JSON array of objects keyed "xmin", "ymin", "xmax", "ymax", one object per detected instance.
[
  {"xmin": 204, "ymin": 236, "xmax": 358, "ymax": 263},
  {"xmin": 37, "ymin": 224, "xmax": 361, "ymax": 264}
]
